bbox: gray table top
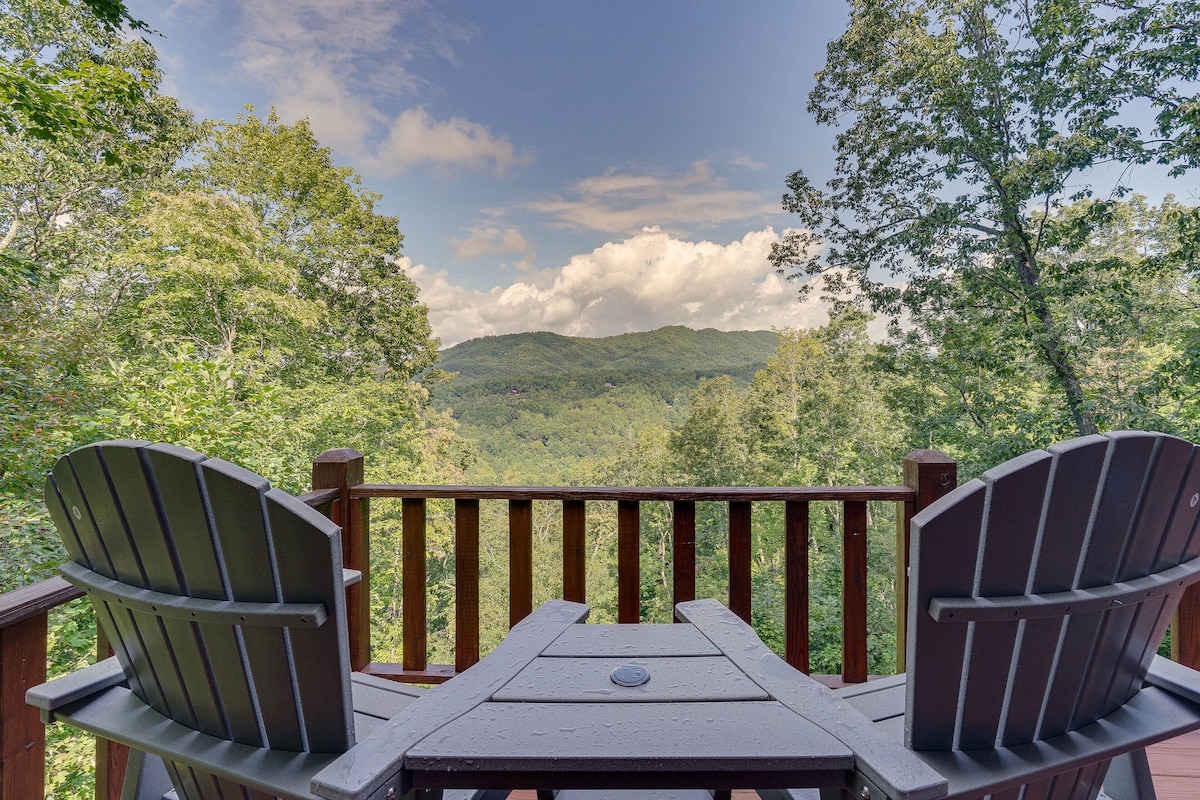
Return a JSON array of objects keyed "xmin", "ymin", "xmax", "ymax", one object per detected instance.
[{"xmin": 310, "ymin": 600, "xmax": 948, "ymax": 800}]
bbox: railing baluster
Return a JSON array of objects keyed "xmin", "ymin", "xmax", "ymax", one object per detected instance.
[
  {"xmin": 672, "ymin": 500, "xmax": 696, "ymax": 619},
  {"xmin": 402, "ymin": 497, "xmax": 427, "ymax": 671},
  {"xmin": 563, "ymin": 500, "xmax": 587, "ymax": 603},
  {"xmin": 455, "ymin": 499, "xmax": 480, "ymax": 671},
  {"xmin": 618, "ymin": 500, "xmax": 640, "ymax": 623},
  {"xmin": 729, "ymin": 501, "xmax": 752, "ymax": 623},
  {"xmin": 509, "ymin": 499, "xmax": 533, "ymax": 627},
  {"xmin": 785, "ymin": 500, "xmax": 810, "ymax": 673},
  {"xmin": 842, "ymin": 500, "xmax": 869, "ymax": 683}
]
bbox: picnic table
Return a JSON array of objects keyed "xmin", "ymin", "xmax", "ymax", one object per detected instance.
[{"xmin": 310, "ymin": 599, "xmax": 948, "ymax": 800}]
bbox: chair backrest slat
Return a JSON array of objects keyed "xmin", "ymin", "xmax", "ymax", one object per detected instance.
[
  {"xmin": 907, "ymin": 431, "xmax": 1200, "ymax": 759},
  {"xmin": 904, "ymin": 479, "xmax": 987, "ymax": 750},
  {"xmin": 958, "ymin": 449, "xmax": 1053, "ymax": 750}
]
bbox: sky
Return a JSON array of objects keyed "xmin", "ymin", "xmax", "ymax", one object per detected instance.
[
  {"xmin": 120, "ymin": 1, "xmax": 1196, "ymax": 347},
  {"xmin": 123, "ymin": 0, "xmax": 853, "ymax": 346}
]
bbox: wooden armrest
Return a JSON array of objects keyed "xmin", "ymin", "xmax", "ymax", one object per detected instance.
[
  {"xmin": 26, "ymin": 657, "xmax": 126, "ymax": 722},
  {"xmin": 1144, "ymin": 654, "xmax": 1200, "ymax": 705}
]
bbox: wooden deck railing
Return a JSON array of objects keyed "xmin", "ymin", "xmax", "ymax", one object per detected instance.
[{"xmin": 7, "ymin": 445, "xmax": 1194, "ymax": 799}]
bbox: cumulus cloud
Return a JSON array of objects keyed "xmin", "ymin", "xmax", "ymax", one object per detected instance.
[
  {"xmin": 449, "ymin": 226, "xmax": 533, "ymax": 260},
  {"xmin": 370, "ymin": 107, "xmax": 534, "ymax": 176},
  {"xmin": 402, "ymin": 227, "xmax": 836, "ymax": 347},
  {"xmin": 227, "ymin": 1, "xmax": 529, "ymax": 176},
  {"xmin": 524, "ymin": 161, "xmax": 778, "ymax": 234}
]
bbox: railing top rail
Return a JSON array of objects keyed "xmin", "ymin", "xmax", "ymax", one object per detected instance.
[
  {"xmin": 0, "ymin": 575, "xmax": 84, "ymax": 629},
  {"xmin": 298, "ymin": 487, "xmax": 341, "ymax": 507},
  {"xmin": 350, "ymin": 484, "xmax": 916, "ymax": 502}
]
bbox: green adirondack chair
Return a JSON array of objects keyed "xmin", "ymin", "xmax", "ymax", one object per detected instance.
[
  {"xmin": 25, "ymin": 440, "xmax": 445, "ymax": 800},
  {"xmin": 820, "ymin": 431, "xmax": 1200, "ymax": 800}
]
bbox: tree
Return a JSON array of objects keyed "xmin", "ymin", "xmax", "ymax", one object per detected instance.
[
  {"xmin": 884, "ymin": 194, "xmax": 1200, "ymax": 474},
  {"xmin": 1, "ymin": 0, "xmax": 195, "ymax": 291},
  {"xmin": 118, "ymin": 191, "xmax": 323, "ymax": 359},
  {"xmin": 186, "ymin": 109, "xmax": 439, "ymax": 382},
  {"xmin": 772, "ymin": 0, "xmax": 1200, "ymax": 437}
]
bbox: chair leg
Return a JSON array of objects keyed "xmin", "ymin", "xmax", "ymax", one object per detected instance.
[
  {"xmin": 1102, "ymin": 749, "xmax": 1156, "ymax": 800},
  {"xmin": 120, "ymin": 750, "xmax": 174, "ymax": 800}
]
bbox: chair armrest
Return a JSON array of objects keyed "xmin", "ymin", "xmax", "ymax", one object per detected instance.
[
  {"xmin": 26, "ymin": 657, "xmax": 126, "ymax": 722},
  {"xmin": 1144, "ymin": 654, "xmax": 1200, "ymax": 705},
  {"xmin": 343, "ymin": 569, "xmax": 362, "ymax": 588}
]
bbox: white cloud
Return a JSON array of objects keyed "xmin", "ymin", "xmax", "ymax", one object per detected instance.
[
  {"xmin": 227, "ymin": 1, "xmax": 529, "ymax": 176},
  {"xmin": 449, "ymin": 226, "xmax": 533, "ymax": 260},
  {"xmin": 524, "ymin": 161, "xmax": 778, "ymax": 234},
  {"xmin": 370, "ymin": 107, "xmax": 534, "ymax": 176},
  {"xmin": 402, "ymin": 227, "xmax": 834, "ymax": 347},
  {"xmin": 730, "ymin": 153, "xmax": 767, "ymax": 170}
]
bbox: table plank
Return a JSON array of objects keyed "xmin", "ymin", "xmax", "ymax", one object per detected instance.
[
  {"xmin": 494, "ymin": 656, "xmax": 769, "ymax": 702},
  {"xmin": 311, "ymin": 600, "xmax": 590, "ymax": 800},
  {"xmin": 405, "ymin": 701, "xmax": 853, "ymax": 776},
  {"xmin": 677, "ymin": 599, "xmax": 949, "ymax": 800},
  {"xmin": 542, "ymin": 624, "xmax": 721, "ymax": 657}
]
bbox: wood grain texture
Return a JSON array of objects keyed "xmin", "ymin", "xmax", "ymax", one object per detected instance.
[
  {"xmin": 510, "ymin": 499, "xmax": 533, "ymax": 627},
  {"xmin": 402, "ymin": 497, "xmax": 427, "ymax": 672},
  {"xmin": 728, "ymin": 501, "xmax": 751, "ymax": 623},
  {"xmin": 562, "ymin": 500, "xmax": 587, "ymax": 604},
  {"xmin": 0, "ymin": 614, "xmax": 47, "ymax": 800},
  {"xmin": 672, "ymin": 501, "xmax": 696, "ymax": 617},
  {"xmin": 455, "ymin": 499, "xmax": 481, "ymax": 671},
  {"xmin": 353, "ymin": 485, "xmax": 914, "ymax": 502},
  {"xmin": 842, "ymin": 500, "xmax": 868, "ymax": 684},
  {"xmin": 785, "ymin": 500, "xmax": 810, "ymax": 674},
  {"xmin": 618, "ymin": 501, "xmax": 640, "ymax": 624}
]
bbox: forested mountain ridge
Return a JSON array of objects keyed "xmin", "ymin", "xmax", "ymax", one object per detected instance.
[
  {"xmin": 437, "ymin": 326, "xmax": 779, "ymax": 382},
  {"xmin": 431, "ymin": 326, "xmax": 780, "ymax": 480}
]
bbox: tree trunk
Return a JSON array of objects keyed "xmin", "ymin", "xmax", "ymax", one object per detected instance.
[{"xmin": 1013, "ymin": 251, "xmax": 1099, "ymax": 436}]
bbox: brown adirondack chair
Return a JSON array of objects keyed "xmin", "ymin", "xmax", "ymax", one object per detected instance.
[
  {"xmin": 24, "ymin": 440, "xmax": 439, "ymax": 800},
  {"xmin": 826, "ymin": 431, "xmax": 1200, "ymax": 800}
]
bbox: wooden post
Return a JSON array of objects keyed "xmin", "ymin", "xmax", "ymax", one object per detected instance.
[
  {"xmin": 401, "ymin": 498, "xmax": 427, "ymax": 671},
  {"xmin": 617, "ymin": 501, "xmax": 641, "ymax": 623},
  {"xmin": 509, "ymin": 499, "xmax": 533, "ymax": 627},
  {"xmin": 562, "ymin": 500, "xmax": 587, "ymax": 604},
  {"xmin": 455, "ymin": 499, "xmax": 481, "ymax": 672},
  {"xmin": 785, "ymin": 501, "xmax": 810, "ymax": 673},
  {"xmin": 0, "ymin": 614, "xmax": 47, "ymax": 800},
  {"xmin": 898, "ymin": 450, "xmax": 957, "ymax": 673},
  {"xmin": 672, "ymin": 501, "xmax": 696, "ymax": 619},
  {"xmin": 312, "ymin": 449, "xmax": 370, "ymax": 672},
  {"xmin": 728, "ymin": 501, "xmax": 752, "ymax": 623},
  {"xmin": 0, "ymin": 577, "xmax": 84, "ymax": 800},
  {"xmin": 843, "ymin": 500, "xmax": 869, "ymax": 684}
]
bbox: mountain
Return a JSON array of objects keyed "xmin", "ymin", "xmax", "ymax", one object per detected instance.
[
  {"xmin": 431, "ymin": 326, "xmax": 779, "ymax": 481},
  {"xmin": 439, "ymin": 326, "xmax": 780, "ymax": 381}
]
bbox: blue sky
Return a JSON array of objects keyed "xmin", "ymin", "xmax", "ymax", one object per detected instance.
[
  {"xmin": 123, "ymin": 1, "xmax": 1195, "ymax": 346},
  {"xmin": 125, "ymin": 0, "xmax": 852, "ymax": 344}
]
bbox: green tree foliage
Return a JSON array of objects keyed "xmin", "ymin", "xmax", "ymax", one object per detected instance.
[
  {"xmin": 884, "ymin": 195, "xmax": 1200, "ymax": 474},
  {"xmin": 186, "ymin": 109, "xmax": 439, "ymax": 382},
  {"xmin": 771, "ymin": 0, "xmax": 1200, "ymax": 437},
  {"xmin": 1, "ymin": 0, "xmax": 195, "ymax": 288}
]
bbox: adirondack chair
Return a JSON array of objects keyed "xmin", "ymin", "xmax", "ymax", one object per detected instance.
[
  {"xmin": 825, "ymin": 431, "xmax": 1200, "ymax": 800},
  {"xmin": 23, "ymin": 440, "xmax": 446, "ymax": 800}
]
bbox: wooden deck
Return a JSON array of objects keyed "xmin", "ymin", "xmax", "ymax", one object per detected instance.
[{"xmin": 1145, "ymin": 728, "xmax": 1200, "ymax": 798}]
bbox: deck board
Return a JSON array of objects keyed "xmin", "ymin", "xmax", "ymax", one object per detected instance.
[{"xmin": 504, "ymin": 729, "xmax": 1200, "ymax": 800}]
